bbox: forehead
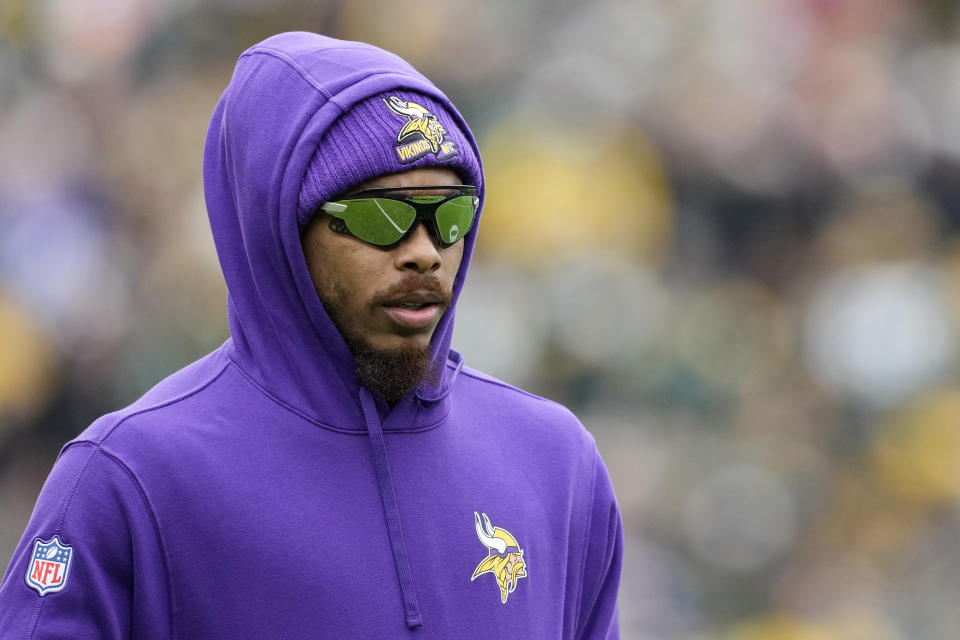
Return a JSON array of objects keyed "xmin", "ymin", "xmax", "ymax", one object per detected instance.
[{"xmin": 357, "ymin": 167, "xmax": 463, "ymax": 192}]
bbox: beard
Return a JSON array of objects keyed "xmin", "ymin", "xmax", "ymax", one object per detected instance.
[
  {"xmin": 316, "ymin": 276, "xmax": 447, "ymax": 405},
  {"xmin": 344, "ymin": 334, "xmax": 439, "ymax": 405}
]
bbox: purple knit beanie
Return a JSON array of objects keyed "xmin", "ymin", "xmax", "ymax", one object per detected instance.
[{"xmin": 297, "ymin": 89, "xmax": 482, "ymax": 231}]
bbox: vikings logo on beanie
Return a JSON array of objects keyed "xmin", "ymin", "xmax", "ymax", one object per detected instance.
[{"xmin": 297, "ymin": 90, "xmax": 482, "ymax": 232}]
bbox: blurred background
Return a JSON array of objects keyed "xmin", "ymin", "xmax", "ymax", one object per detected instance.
[{"xmin": 2, "ymin": 0, "xmax": 960, "ymax": 637}]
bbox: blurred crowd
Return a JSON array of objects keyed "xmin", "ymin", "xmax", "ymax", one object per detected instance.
[{"xmin": 3, "ymin": 0, "xmax": 960, "ymax": 638}]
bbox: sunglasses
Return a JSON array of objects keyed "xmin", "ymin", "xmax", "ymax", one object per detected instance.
[{"xmin": 319, "ymin": 185, "xmax": 479, "ymax": 249}]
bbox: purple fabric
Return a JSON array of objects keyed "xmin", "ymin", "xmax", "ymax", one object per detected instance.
[
  {"xmin": 0, "ymin": 32, "xmax": 622, "ymax": 638},
  {"xmin": 359, "ymin": 387, "xmax": 422, "ymax": 628}
]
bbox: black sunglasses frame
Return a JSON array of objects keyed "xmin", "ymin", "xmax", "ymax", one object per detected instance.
[{"xmin": 321, "ymin": 185, "xmax": 478, "ymax": 250}]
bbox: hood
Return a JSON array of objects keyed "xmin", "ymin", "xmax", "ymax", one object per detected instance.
[{"xmin": 202, "ymin": 32, "xmax": 484, "ymax": 432}]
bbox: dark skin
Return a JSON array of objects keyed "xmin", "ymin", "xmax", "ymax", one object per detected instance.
[{"xmin": 301, "ymin": 167, "xmax": 466, "ymax": 353}]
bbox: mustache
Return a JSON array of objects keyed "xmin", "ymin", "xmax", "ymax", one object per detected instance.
[{"xmin": 369, "ymin": 274, "xmax": 454, "ymax": 307}]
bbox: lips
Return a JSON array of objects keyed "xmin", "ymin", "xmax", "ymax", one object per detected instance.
[{"xmin": 381, "ymin": 291, "xmax": 445, "ymax": 330}]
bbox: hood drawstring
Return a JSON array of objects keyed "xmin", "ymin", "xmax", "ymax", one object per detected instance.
[{"xmin": 359, "ymin": 388, "xmax": 423, "ymax": 629}]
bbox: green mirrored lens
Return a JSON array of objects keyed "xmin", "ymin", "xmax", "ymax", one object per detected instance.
[
  {"xmin": 435, "ymin": 196, "xmax": 477, "ymax": 245},
  {"xmin": 338, "ymin": 198, "xmax": 416, "ymax": 245}
]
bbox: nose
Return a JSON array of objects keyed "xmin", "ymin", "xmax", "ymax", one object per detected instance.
[{"xmin": 393, "ymin": 222, "xmax": 442, "ymax": 273}]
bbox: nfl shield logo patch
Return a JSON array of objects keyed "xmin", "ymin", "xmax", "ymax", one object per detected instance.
[{"xmin": 25, "ymin": 536, "xmax": 73, "ymax": 596}]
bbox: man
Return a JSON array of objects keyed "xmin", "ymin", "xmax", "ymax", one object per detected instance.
[{"xmin": 0, "ymin": 32, "xmax": 622, "ymax": 638}]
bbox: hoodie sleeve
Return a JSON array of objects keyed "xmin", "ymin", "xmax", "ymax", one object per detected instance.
[
  {"xmin": 0, "ymin": 441, "xmax": 173, "ymax": 639},
  {"xmin": 575, "ymin": 447, "xmax": 624, "ymax": 640}
]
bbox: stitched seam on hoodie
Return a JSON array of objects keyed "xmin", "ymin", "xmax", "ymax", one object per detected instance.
[
  {"xmin": 459, "ymin": 368, "xmax": 566, "ymax": 406},
  {"xmin": 241, "ymin": 47, "xmax": 432, "ymax": 111},
  {"xmin": 225, "ymin": 356, "xmax": 448, "ymax": 434},
  {"xmin": 98, "ymin": 447, "xmax": 180, "ymax": 640},
  {"xmin": 241, "ymin": 48, "xmax": 336, "ymax": 101},
  {"xmin": 573, "ymin": 451, "xmax": 600, "ymax": 639},
  {"xmin": 224, "ymin": 356, "xmax": 362, "ymax": 433},
  {"xmin": 95, "ymin": 358, "xmax": 231, "ymax": 446}
]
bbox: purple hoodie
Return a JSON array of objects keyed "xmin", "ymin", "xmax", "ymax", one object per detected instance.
[{"xmin": 0, "ymin": 33, "xmax": 622, "ymax": 638}]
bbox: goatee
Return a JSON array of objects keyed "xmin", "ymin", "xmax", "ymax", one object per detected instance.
[
  {"xmin": 315, "ymin": 275, "xmax": 449, "ymax": 404},
  {"xmin": 344, "ymin": 334, "xmax": 440, "ymax": 405}
]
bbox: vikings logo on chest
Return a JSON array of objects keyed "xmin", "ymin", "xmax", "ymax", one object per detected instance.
[
  {"xmin": 471, "ymin": 512, "xmax": 527, "ymax": 604},
  {"xmin": 25, "ymin": 536, "xmax": 73, "ymax": 596}
]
